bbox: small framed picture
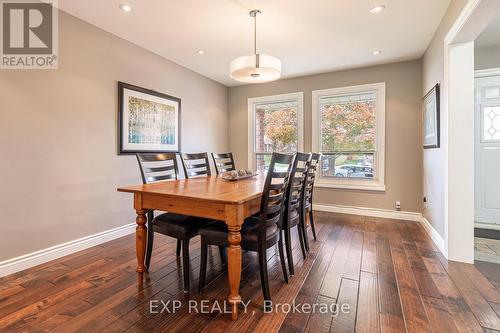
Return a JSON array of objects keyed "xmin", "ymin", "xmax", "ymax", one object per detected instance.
[
  {"xmin": 118, "ymin": 82, "xmax": 181, "ymax": 154},
  {"xmin": 423, "ymin": 84, "xmax": 440, "ymax": 149}
]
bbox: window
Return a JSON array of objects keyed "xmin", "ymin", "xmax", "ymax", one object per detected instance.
[
  {"xmin": 248, "ymin": 93, "xmax": 303, "ymax": 171},
  {"xmin": 312, "ymin": 83, "xmax": 386, "ymax": 191}
]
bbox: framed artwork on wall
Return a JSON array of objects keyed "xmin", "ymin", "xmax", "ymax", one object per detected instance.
[
  {"xmin": 118, "ymin": 82, "xmax": 181, "ymax": 154},
  {"xmin": 423, "ymin": 83, "xmax": 440, "ymax": 149}
]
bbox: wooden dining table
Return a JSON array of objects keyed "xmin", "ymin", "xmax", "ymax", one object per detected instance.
[{"xmin": 117, "ymin": 174, "xmax": 266, "ymax": 320}]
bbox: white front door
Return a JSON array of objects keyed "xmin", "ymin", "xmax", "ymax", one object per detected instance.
[{"xmin": 475, "ymin": 73, "xmax": 500, "ymax": 225}]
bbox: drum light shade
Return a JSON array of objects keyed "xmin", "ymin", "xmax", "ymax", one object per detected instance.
[
  {"xmin": 230, "ymin": 54, "xmax": 281, "ymax": 83},
  {"xmin": 230, "ymin": 10, "xmax": 282, "ymax": 84}
]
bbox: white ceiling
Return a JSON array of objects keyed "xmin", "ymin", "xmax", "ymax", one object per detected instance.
[
  {"xmin": 476, "ymin": 13, "xmax": 500, "ymax": 48},
  {"xmin": 58, "ymin": 0, "xmax": 451, "ymax": 87}
]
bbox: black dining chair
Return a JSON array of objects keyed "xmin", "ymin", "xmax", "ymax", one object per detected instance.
[
  {"xmin": 197, "ymin": 152, "xmax": 295, "ymax": 303},
  {"xmin": 180, "ymin": 152, "xmax": 212, "ymax": 178},
  {"xmin": 301, "ymin": 153, "xmax": 321, "ymax": 251},
  {"xmin": 282, "ymin": 152, "xmax": 311, "ymax": 276},
  {"xmin": 136, "ymin": 153, "xmax": 213, "ymax": 293},
  {"xmin": 211, "ymin": 152, "xmax": 236, "ymax": 174}
]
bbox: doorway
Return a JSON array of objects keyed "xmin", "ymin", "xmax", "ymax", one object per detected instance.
[
  {"xmin": 473, "ymin": 18, "xmax": 500, "ymax": 263},
  {"xmin": 444, "ymin": 0, "xmax": 500, "ymax": 263},
  {"xmin": 475, "ymin": 72, "xmax": 500, "ymax": 226}
]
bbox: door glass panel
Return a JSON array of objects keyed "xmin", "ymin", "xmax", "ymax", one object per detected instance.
[
  {"xmin": 484, "ymin": 87, "xmax": 500, "ymax": 99},
  {"xmin": 483, "ymin": 106, "xmax": 500, "ymax": 141}
]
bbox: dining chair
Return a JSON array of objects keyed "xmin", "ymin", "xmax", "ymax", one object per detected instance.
[
  {"xmin": 211, "ymin": 152, "xmax": 236, "ymax": 174},
  {"xmin": 301, "ymin": 152, "xmax": 321, "ymax": 251},
  {"xmin": 282, "ymin": 152, "xmax": 311, "ymax": 276},
  {"xmin": 136, "ymin": 153, "xmax": 213, "ymax": 293},
  {"xmin": 197, "ymin": 152, "xmax": 295, "ymax": 303},
  {"xmin": 180, "ymin": 152, "xmax": 212, "ymax": 178}
]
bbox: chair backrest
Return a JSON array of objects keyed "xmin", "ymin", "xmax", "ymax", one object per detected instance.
[
  {"xmin": 304, "ymin": 153, "xmax": 322, "ymax": 206},
  {"xmin": 180, "ymin": 152, "xmax": 211, "ymax": 178},
  {"xmin": 211, "ymin": 152, "xmax": 236, "ymax": 175},
  {"xmin": 284, "ymin": 152, "xmax": 311, "ymax": 224},
  {"xmin": 258, "ymin": 152, "xmax": 295, "ymax": 239},
  {"xmin": 136, "ymin": 153, "xmax": 179, "ymax": 184}
]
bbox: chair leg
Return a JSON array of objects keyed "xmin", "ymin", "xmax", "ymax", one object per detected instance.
[
  {"xmin": 296, "ymin": 223, "xmax": 307, "ymax": 260},
  {"xmin": 309, "ymin": 208, "xmax": 317, "ymax": 241},
  {"xmin": 284, "ymin": 226, "xmax": 294, "ymax": 276},
  {"xmin": 182, "ymin": 238, "xmax": 190, "ymax": 293},
  {"xmin": 199, "ymin": 238, "xmax": 208, "ymax": 293},
  {"xmin": 145, "ymin": 211, "xmax": 154, "ymax": 272},
  {"xmin": 176, "ymin": 239, "xmax": 181, "ymax": 256},
  {"xmin": 302, "ymin": 209, "xmax": 310, "ymax": 252},
  {"xmin": 218, "ymin": 246, "xmax": 226, "ymax": 265},
  {"xmin": 277, "ymin": 231, "xmax": 289, "ymax": 284},
  {"xmin": 258, "ymin": 244, "xmax": 271, "ymax": 304}
]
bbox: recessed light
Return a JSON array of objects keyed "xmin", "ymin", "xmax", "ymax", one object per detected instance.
[
  {"xmin": 370, "ymin": 5, "xmax": 386, "ymax": 14},
  {"xmin": 197, "ymin": 50, "xmax": 205, "ymax": 55},
  {"xmin": 119, "ymin": 4, "xmax": 132, "ymax": 12},
  {"xmin": 372, "ymin": 50, "xmax": 382, "ymax": 55}
]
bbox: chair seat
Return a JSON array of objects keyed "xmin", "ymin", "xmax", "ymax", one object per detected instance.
[
  {"xmin": 153, "ymin": 213, "xmax": 212, "ymax": 238},
  {"xmin": 198, "ymin": 217, "xmax": 279, "ymax": 250}
]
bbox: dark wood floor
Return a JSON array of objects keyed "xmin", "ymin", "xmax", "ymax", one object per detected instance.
[{"xmin": 1, "ymin": 212, "xmax": 500, "ymax": 332}]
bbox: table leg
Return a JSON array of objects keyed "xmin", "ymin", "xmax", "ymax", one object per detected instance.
[
  {"xmin": 135, "ymin": 209, "xmax": 147, "ymax": 285},
  {"xmin": 227, "ymin": 225, "xmax": 242, "ymax": 320}
]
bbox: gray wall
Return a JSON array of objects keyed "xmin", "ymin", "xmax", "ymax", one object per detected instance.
[
  {"xmin": 228, "ymin": 60, "xmax": 423, "ymax": 212},
  {"xmin": 0, "ymin": 12, "xmax": 228, "ymax": 261},
  {"xmin": 475, "ymin": 45, "xmax": 500, "ymax": 70},
  {"xmin": 422, "ymin": 0, "xmax": 468, "ymax": 237}
]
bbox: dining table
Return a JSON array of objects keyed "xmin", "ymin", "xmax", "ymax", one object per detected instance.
[{"xmin": 117, "ymin": 174, "xmax": 266, "ymax": 320}]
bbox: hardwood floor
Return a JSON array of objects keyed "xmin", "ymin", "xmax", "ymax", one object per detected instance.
[{"xmin": 1, "ymin": 212, "xmax": 500, "ymax": 332}]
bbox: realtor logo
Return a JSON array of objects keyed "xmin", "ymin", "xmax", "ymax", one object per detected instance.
[{"xmin": 1, "ymin": 0, "xmax": 58, "ymax": 69}]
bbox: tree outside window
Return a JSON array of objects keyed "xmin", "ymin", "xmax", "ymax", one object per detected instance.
[{"xmin": 319, "ymin": 93, "xmax": 377, "ymax": 179}]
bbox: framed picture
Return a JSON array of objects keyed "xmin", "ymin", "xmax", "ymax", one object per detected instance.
[
  {"xmin": 423, "ymin": 84, "xmax": 440, "ymax": 149},
  {"xmin": 118, "ymin": 82, "xmax": 181, "ymax": 154}
]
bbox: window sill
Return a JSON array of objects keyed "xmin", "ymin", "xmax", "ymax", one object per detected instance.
[{"xmin": 315, "ymin": 181, "xmax": 386, "ymax": 192}]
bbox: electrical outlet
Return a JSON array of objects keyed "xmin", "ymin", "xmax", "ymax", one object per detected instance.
[{"xmin": 395, "ymin": 201, "xmax": 401, "ymax": 210}]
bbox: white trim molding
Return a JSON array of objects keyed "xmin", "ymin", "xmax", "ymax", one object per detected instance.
[
  {"xmin": 475, "ymin": 68, "xmax": 500, "ymax": 78},
  {"xmin": 0, "ymin": 223, "xmax": 135, "ymax": 278},
  {"xmin": 314, "ymin": 203, "xmax": 421, "ymax": 222},
  {"xmin": 314, "ymin": 203, "xmax": 446, "ymax": 257},
  {"xmin": 419, "ymin": 216, "xmax": 447, "ymax": 256},
  {"xmin": 311, "ymin": 82, "xmax": 386, "ymax": 191},
  {"xmin": 247, "ymin": 92, "xmax": 304, "ymax": 169},
  {"xmin": 475, "ymin": 222, "xmax": 500, "ymax": 231}
]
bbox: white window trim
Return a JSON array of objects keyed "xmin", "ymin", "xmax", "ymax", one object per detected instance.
[
  {"xmin": 247, "ymin": 92, "xmax": 304, "ymax": 169},
  {"xmin": 312, "ymin": 83, "xmax": 386, "ymax": 191}
]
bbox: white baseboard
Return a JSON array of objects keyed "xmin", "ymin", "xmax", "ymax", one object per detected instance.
[
  {"xmin": 419, "ymin": 216, "xmax": 447, "ymax": 256},
  {"xmin": 0, "ymin": 204, "xmax": 450, "ymax": 278},
  {"xmin": 0, "ymin": 223, "xmax": 136, "ymax": 278},
  {"xmin": 475, "ymin": 222, "xmax": 500, "ymax": 231},
  {"xmin": 314, "ymin": 203, "xmax": 422, "ymax": 222},
  {"xmin": 314, "ymin": 203, "xmax": 447, "ymax": 257}
]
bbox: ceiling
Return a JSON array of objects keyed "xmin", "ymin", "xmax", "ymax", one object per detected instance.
[
  {"xmin": 58, "ymin": 0, "xmax": 451, "ymax": 86},
  {"xmin": 476, "ymin": 13, "xmax": 500, "ymax": 48}
]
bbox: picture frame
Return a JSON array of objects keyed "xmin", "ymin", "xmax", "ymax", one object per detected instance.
[
  {"xmin": 118, "ymin": 82, "xmax": 181, "ymax": 154},
  {"xmin": 423, "ymin": 83, "xmax": 440, "ymax": 149}
]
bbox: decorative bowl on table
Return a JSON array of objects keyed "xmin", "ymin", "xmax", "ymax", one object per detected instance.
[{"xmin": 221, "ymin": 169, "xmax": 258, "ymax": 181}]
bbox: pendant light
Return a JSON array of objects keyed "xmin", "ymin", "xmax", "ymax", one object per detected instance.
[{"xmin": 230, "ymin": 10, "xmax": 282, "ymax": 83}]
